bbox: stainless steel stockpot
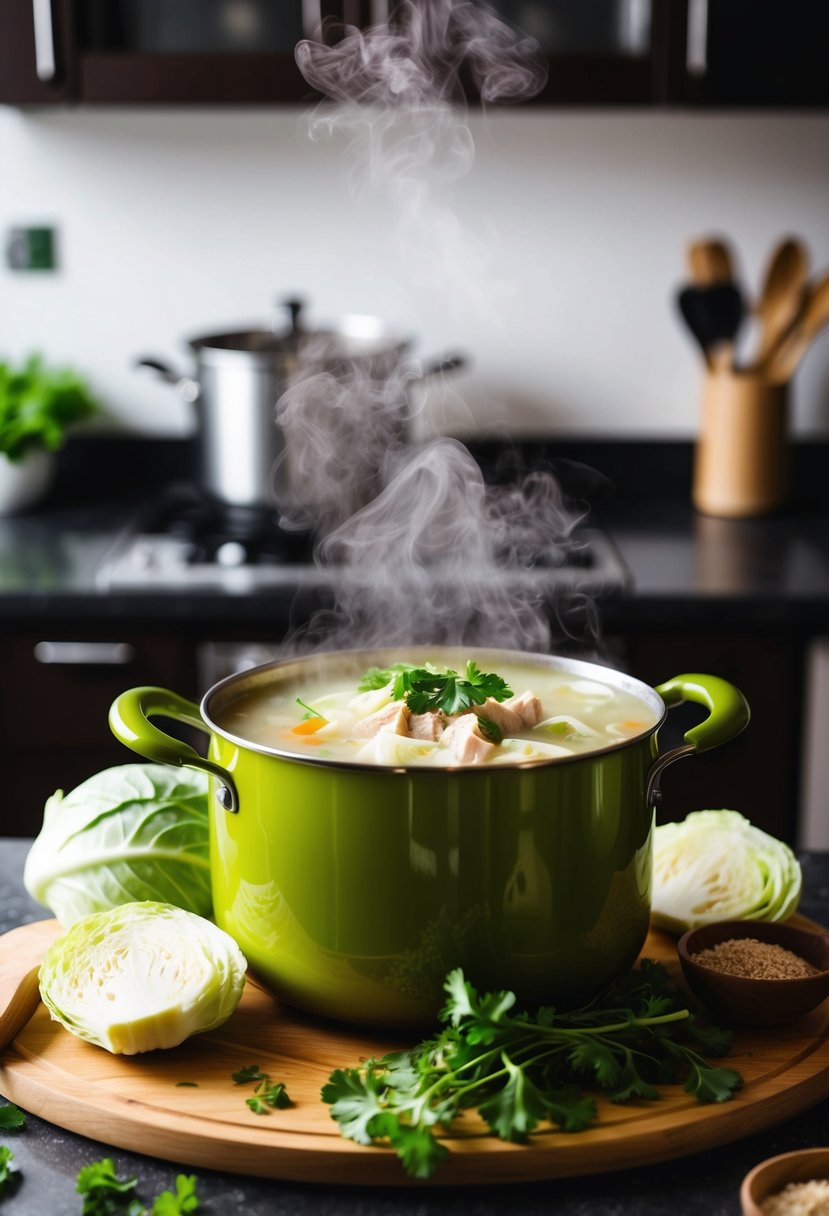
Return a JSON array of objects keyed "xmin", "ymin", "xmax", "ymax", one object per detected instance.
[{"xmin": 137, "ymin": 301, "xmax": 463, "ymax": 516}]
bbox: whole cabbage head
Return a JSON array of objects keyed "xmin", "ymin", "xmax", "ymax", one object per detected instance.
[{"xmin": 24, "ymin": 764, "xmax": 212, "ymax": 927}]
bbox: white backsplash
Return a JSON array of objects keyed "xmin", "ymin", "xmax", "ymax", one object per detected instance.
[{"xmin": 1, "ymin": 106, "xmax": 828, "ymax": 438}]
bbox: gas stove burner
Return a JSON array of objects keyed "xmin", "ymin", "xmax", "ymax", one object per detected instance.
[
  {"xmin": 96, "ymin": 483, "xmax": 632, "ymax": 595},
  {"xmin": 166, "ymin": 499, "xmax": 277, "ymax": 540},
  {"xmin": 163, "ymin": 498, "xmax": 314, "ymax": 567},
  {"xmin": 95, "ymin": 484, "xmax": 319, "ymax": 592}
]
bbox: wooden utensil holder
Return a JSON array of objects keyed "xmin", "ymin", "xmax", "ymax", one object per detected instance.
[{"xmin": 693, "ymin": 370, "xmax": 789, "ymax": 517}]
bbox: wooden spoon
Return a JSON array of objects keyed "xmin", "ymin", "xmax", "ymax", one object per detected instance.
[
  {"xmin": 754, "ymin": 237, "xmax": 809, "ymax": 367},
  {"xmin": 687, "ymin": 236, "xmax": 735, "ymax": 286},
  {"xmin": 0, "ymin": 919, "xmax": 61, "ymax": 1051},
  {"xmin": 764, "ymin": 272, "xmax": 829, "ymax": 384}
]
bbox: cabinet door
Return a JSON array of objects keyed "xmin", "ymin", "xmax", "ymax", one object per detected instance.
[
  {"xmin": 682, "ymin": 0, "xmax": 829, "ymax": 107},
  {"xmin": 0, "ymin": 0, "xmax": 74, "ymax": 104},
  {"xmin": 73, "ymin": 0, "xmax": 329, "ymax": 103},
  {"xmin": 484, "ymin": 0, "xmax": 658, "ymax": 104},
  {"xmin": 0, "ymin": 632, "xmax": 199, "ymax": 836}
]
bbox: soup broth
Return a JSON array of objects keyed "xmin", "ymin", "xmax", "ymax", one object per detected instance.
[{"xmin": 214, "ymin": 654, "xmax": 660, "ymax": 767}]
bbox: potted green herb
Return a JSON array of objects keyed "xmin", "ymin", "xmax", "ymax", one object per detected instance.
[{"xmin": 0, "ymin": 354, "xmax": 98, "ymax": 513}]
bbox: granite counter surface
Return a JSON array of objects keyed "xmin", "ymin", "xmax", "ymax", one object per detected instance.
[
  {"xmin": 2, "ymin": 839, "xmax": 829, "ymax": 1216},
  {"xmin": 0, "ymin": 491, "xmax": 828, "ymax": 630},
  {"xmin": 1, "ymin": 436, "xmax": 828, "ymax": 629}
]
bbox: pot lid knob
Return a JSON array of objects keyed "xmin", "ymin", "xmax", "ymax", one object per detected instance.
[{"xmin": 281, "ymin": 297, "xmax": 304, "ymax": 342}]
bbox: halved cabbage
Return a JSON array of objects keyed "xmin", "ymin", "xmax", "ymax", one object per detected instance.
[
  {"xmin": 651, "ymin": 809, "xmax": 801, "ymax": 935},
  {"xmin": 39, "ymin": 901, "xmax": 247, "ymax": 1055}
]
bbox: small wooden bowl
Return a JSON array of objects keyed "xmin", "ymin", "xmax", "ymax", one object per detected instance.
[
  {"xmin": 677, "ymin": 919, "xmax": 829, "ymax": 1027},
  {"xmin": 741, "ymin": 1148, "xmax": 829, "ymax": 1216}
]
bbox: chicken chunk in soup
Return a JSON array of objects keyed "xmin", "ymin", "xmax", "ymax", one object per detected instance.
[{"xmin": 215, "ymin": 657, "xmax": 660, "ymax": 767}]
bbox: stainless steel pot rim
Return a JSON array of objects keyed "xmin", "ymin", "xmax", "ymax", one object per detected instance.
[
  {"xmin": 199, "ymin": 645, "xmax": 667, "ymax": 773},
  {"xmin": 187, "ymin": 315, "xmax": 413, "ymax": 367}
]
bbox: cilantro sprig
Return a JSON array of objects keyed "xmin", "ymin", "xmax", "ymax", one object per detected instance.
[
  {"xmin": 358, "ymin": 663, "xmax": 419, "ymax": 692},
  {"xmin": 0, "ymin": 1104, "xmax": 25, "ymax": 1131},
  {"xmin": 231, "ymin": 1064, "xmax": 269, "ymax": 1085},
  {"xmin": 246, "ymin": 1081, "xmax": 293, "ymax": 1115},
  {"xmin": 232, "ymin": 1064, "xmax": 294, "ymax": 1115},
  {"xmin": 0, "ymin": 1144, "xmax": 19, "ymax": 1198},
  {"xmin": 76, "ymin": 1159, "xmax": 143, "ymax": 1216},
  {"xmin": 150, "ymin": 1175, "xmax": 200, "ymax": 1215},
  {"xmin": 75, "ymin": 1159, "xmax": 200, "ymax": 1215},
  {"xmin": 0, "ymin": 1106, "xmax": 25, "ymax": 1201},
  {"xmin": 323, "ymin": 962, "xmax": 742, "ymax": 1179},
  {"xmin": 358, "ymin": 661, "xmax": 513, "ymax": 716}
]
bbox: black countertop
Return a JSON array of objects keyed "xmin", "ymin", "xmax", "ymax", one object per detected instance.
[
  {"xmin": 0, "ymin": 437, "xmax": 828, "ymax": 630},
  {"xmin": 3, "ymin": 839, "xmax": 829, "ymax": 1216}
]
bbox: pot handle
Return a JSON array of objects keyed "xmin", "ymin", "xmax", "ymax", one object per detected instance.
[
  {"xmin": 646, "ymin": 673, "xmax": 750, "ymax": 809},
  {"xmin": 418, "ymin": 353, "xmax": 466, "ymax": 379},
  {"xmin": 108, "ymin": 686, "xmax": 239, "ymax": 813},
  {"xmin": 134, "ymin": 357, "xmax": 201, "ymax": 404}
]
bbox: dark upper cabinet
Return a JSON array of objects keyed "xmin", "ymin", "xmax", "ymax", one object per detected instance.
[
  {"xmin": 0, "ymin": 0, "xmax": 356, "ymax": 105},
  {"xmin": 680, "ymin": 0, "xmax": 829, "ymax": 108},
  {"xmin": 0, "ymin": 0, "xmax": 827, "ymax": 108},
  {"xmin": 486, "ymin": 0, "xmax": 663, "ymax": 105},
  {"xmin": 0, "ymin": 0, "xmax": 74, "ymax": 104},
  {"xmin": 489, "ymin": 0, "xmax": 829, "ymax": 108},
  {"xmin": 69, "ymin": 0, "xmax": 337, "ymax": 104}
]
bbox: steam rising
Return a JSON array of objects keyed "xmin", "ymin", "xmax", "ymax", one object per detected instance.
[
  {"xmin": 275, "ymin": 357, "xmax": 413, "ymax": 537},
  {"xmin": 278, "ymin": 1, "xmax": 600, "ymax": 657},
  {"xmin": 302, "ymin": 437, "xmax": 589, "ymax": 652},
  {"xmin": 296, "ymin": 2, "xmax": 547, "ymax": 107},
  {"xmin": 295, "ymin": 0, "xmax": 547, "ymax": 300}
]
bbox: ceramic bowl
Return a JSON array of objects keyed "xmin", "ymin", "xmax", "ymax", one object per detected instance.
[
  {"xmin": 677, "ymin": 919, "xmax": 829, "ymax": 1027},
  {"xmin": 740, "ymin": 1148, "xmax": 829, "ymax": 1216},
  {"xmin": 0, "ymin": 450, "xmax": 53, "ymax": 515}
]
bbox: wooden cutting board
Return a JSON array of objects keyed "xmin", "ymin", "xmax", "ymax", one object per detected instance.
[{"xmin": 3, "ymin": 917, "xmax": 829, "ymax": 1187}]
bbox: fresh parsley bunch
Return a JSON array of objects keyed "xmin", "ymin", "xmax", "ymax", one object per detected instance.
[
  {"xmin": 322, "ymin": 963, "xmax": 742, "ymax": 1179},
  {"xmin": 358, "ymin": 661, "xmax": 513, "ymax": 716},
  {"xmin": 0, "ymin": 354, "xmax": 98, "ymax": 463}
]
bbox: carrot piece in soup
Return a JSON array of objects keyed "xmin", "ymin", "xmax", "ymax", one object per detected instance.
[{"xmin": 291, "ymin": 716, "xmax": 328, "ymax": 735}]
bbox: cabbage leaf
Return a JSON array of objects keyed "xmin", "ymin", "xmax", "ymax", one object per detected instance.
[{"xmin": 24, "ymin": 765, "xmax": 212, "ymax": 927}]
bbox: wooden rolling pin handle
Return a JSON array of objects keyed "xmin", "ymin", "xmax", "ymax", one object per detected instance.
[{"xmin": 0, "ymin": 919, "xmax": 62, "ymax": 1052}]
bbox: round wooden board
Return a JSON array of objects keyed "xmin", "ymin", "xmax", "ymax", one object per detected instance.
[{"xmin": 3, "ymin": 918, "xmax": 829, "ymax": 1186}]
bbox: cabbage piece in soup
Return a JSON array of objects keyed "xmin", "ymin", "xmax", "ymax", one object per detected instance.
[{"xmin": 214, "ymin": 657, "xmax": 659, "ymax": 767}]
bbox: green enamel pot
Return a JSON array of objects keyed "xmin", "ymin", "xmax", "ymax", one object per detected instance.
[{"xmin": 109, "ymin": 647, "xmax": 749, "ymax": 1027}]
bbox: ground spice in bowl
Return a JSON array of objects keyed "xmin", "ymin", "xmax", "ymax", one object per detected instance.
[
  {"xmin": 759, "ymin": 1177, "xmax": 829, "ymax": 1215},
  {"xmin": 679, "ymin": 921, "xmax": 829, "ymax": 1027},
  {"xmin": 694, "ymin": 938, "xmax": 818, "ymax": 981}
]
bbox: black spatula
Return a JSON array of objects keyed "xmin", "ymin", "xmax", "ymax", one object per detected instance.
[{"xmin": 676, "ymin": 283, "xmax": 744, "ymax": 369}]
